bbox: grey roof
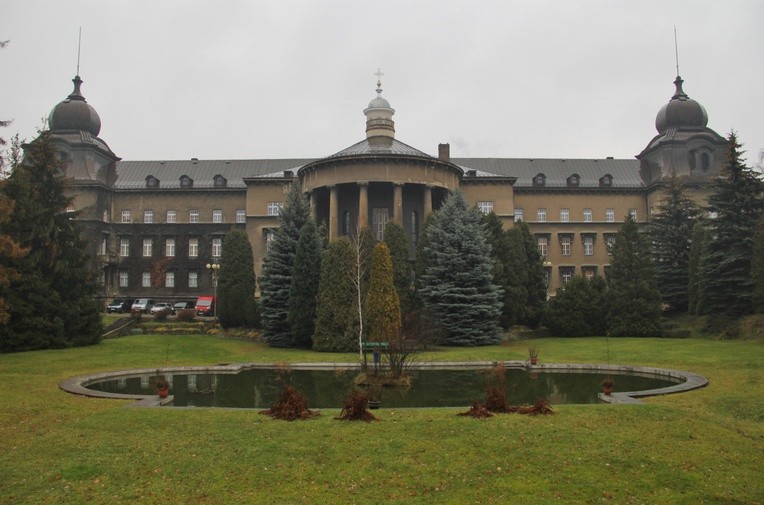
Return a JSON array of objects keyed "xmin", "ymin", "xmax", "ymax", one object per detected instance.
[
  {"xmin": 453, "ymin": 158, "xmax": 643, "ymax": 188},
  {"xmin": 325, "ymin": 136, "xmax": 431, "ymax": 159}
]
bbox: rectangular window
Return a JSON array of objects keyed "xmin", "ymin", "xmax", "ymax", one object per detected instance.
[
  {"xmin": 165, "ymin": 238, "xmax": 176, "ymax": 257},
  {"xmin": 119, "ymin": 238, "xmax": 130, "ymax": 257},
  {"xmin": 188, "ymin": 237, "xmax": 199, "ymax": 258},
  {"xmin": 606, "ymin": 208, "xmax": 615, "ymax": 223},
  {"xmin": 583, "ymin": 208, "xmax": 592, "ymax": 223},
  {"xmin": 265, "ymin": 229, "xmax": 276, "ymax": 251},
  {"xmin": 267, "ymin": 202, "xmax": 283, "ymax": 216},
  {"xmin": 606, "ymin": 235, "xmax": 616, "ymax": 255},
  {"xmin": 188, "ymin": 271, "xmax": 198, "ymax": 288},
  {"xmin": 477, "ymin": 201, "xmax": 493, "ymax": 214},
  {"xmin": 165, "ymin": 271, "xmax": 175, "ymax": 288},
  {"xmin": 560, "ymin": 208, "xmax": 569, "ymax": 223},
  {"xmin": 560, "ymin": 236, "xmax": 571, "ymax": 256},
  {"xmin": 212, "ymin": 237, "xmax": 222, "ymax": 258},
  {"xmin": 537, "ymin": 236, "xmax": 548, "ymax": 257},
  {"xmin": 142, "ymin": 271, "xmax": 151, "ymax": 288},
  {"xmin": 372, "ymin": 208, "xmax": 389, "ymax": 241},
  {"xmin": 144, "ymin": 210, "xmax": 153, "ymax": 224},
  {"xmin": 560, "ymin": 266, "xmax": 575, "ymax": 284},
  {"xmin": 189, "ymin": 210, "xmax": 199, "ymax": 223},
  {"xmin": 100, "ymin": 236, "xmax": 108, "ymax": 256},
  {"xmin": 583, "ymin": 235, "xmax": 594, "ymax": 256},
  {"xmin": 583, "ymin": 267, "xmax": 597, "ymax": 279},
  {"xmin": 102, "ymin": 209, "xmax": 109, "ymax": 222},
  {"xmin": 629, "ymin": 208, "xmax": 638, "ymax": 220},
  {"xmin": 119, "ymin": 271, "xmax": 129, "ymax": 288},
  {"xmin": 537, "ymin": 208, "xmax": 547, "ymax": 223},
  {"xmin": 121, "ymin": 210, "xmax": 131, "ymax": 223},
  {"xmin": 213, "ymin": 209, "xmax": 223, "ymax": 224},
  {"xmin": 142, "ymin": 238, "xmax": 153, "ymax": 257},
  {"xmin": 166, "ymin": 210, "xmax": 176, "ymax": 223},
  {"xmin": 236, "ymin": 209, "xmax": 246, "ymax": 223},
  {"xmin": 514, "ymin": 208, "xmax": 524, "ymax": 222}
]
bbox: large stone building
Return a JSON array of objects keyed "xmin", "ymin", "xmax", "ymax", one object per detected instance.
[{"xmin": 38, "ymin": 73, "xmax": 726, "ymax": 303}]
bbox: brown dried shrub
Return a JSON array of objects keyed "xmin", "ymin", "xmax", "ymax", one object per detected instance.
[
  {"xmin": 335, "ymin": 391, "xmax": 378, "ymax": 422},
  {"xmin": 458, "ymin": 401, "xmax": 494, "ymax": 418},
  {"xmin": 259, "ymin": 385, "xmax": 320, "ymax": 421}
]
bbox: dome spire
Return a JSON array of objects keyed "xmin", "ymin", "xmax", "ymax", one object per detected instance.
[{"xmin": 363, "ymin": 68, "xmax": 395, "ymax": 139}]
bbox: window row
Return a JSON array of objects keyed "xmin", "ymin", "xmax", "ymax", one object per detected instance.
[
  {"xmin": 532, "ymin": 173, "xmax": 614, "ymax": 188},
  {"xmin": 551, "ymin": 265, "xmax": 603, "ymax": 286},
  {"xmin": 119, "ymin": 209, "xmax": 247, "ymax": 224},
  {"xmin": 113, "ymin": 237, "xmax": 223, "ymax": 258},
  {"xmin": 117, "ymin": 269, "xmax": 208, "ymax": 289},
  {"xmin": 515, "ymin": 207, "xmax": 637, "ymax": 223},
  {"xmin": 536, "ymin": 233, "xmax": 616, "ymax": 257},
  {"xmin": 145, "ymin": 174, "xmax": 228, "ymax": 189}
]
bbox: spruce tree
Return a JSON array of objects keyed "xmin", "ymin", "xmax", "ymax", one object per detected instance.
[
  {"xmin": 418, "ymin": 191, "xmax": 502, "ymax": 346},
  {"xmin": 287, "ymin": 220, "xmax": 322, "ymax": 347},
  {"xmin": 687, "ymin": 222, "xmax": 709, "ymax": 315},
  {"xmin": 542, "ymin": 275, "xmax": 607, "ymax": 337},
  {"xmin": 752, "ymin": 217, "xmax": 764, "ymax": 313},
  {"xmin": 313, "ymin": 237, "xmax": 359, "ymax": 352},
  {"xmin": 606, "ymin": 214, "xmax": 663, "ymax": 337},
  {"xmin": 365, "ymin": 241, "xmax": 401, "ymax": 343},
  {"xmin": 217, "ymin": 229, "xmax": 258, "ymax": 329},
  {"xmin": 647, "ymin": 174, "xmax": 701, "ymax": 312},
  {"xmin": 383, "ymin": 221, "xmax": 414, "ymax": 316},
  {"xmin": 260, "ymin": 180, "xmax": 310, "ymax": 347},
  {"xmin": 0, "ymin": 132, "xmax": 102, "ymax": 352},
  {"xmin": 482, "ymin": 212, "xmax": 525, "ymax": 329},
  {"xmin": 512, "ymin": 220, "xmax": 548, "ymax": 328},
  {"xmin": 697, "ymin": 133, "xmax": 764, "ymax": 317}
]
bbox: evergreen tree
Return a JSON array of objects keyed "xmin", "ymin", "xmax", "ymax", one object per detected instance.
[
  {"xmin": 542, "ymin": 275, "xmax": 607, "ymax": 337},
  {"xmin": 313, "ymin": 237, "xmax": 359, "ymax": 352},
  {"xmin": 365, "ymin": 241, "xmax": 401, "ymax": 343},
  {"xmin": 260, "ymin": 180, "xmax": 311, "ymax": 347},
  {"xmin": 0, "ymin": 132, "xmax": 102, "ymax": 352},
  {"xmin": 217, "ymin": 229, "xmax": 258, "ymax": 329},
  {"xmin": 383, "ymin": 221, "xmax": 414, "ymax": 316},
  {"xmin": 512, "ymin": 220, "xmax": 548, "ymax": 328},
  {"xmin": 647, "ymin": 174, "xmax": 701, "ymax": 312},
  {"xmin": 687, "ymin": 221, "xmax": 709, "ymax": 315},
  {"xmin": 752, "ymin": 217, "xmax": 764, "ymax": 313},
  {"xmin": 606, "ymin": 214, "xmax": 663, "ymax": 337},
  {"xmin": 697, "ymin": 133, "xmax": 764, "ymax": 317},
  {"xmin": 418, "ymin": 191, "xmax": 502, "ymax": 346},
  {"xmin": 482, "ymin": 212, "xmax": 524, "ymax": 329},
  {"xmin": 287, "ymin": 220, "xmax": 322, "ymax": 347}
]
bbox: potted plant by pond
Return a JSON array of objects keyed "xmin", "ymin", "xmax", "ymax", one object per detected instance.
[
  {"xmin": 601, "ymin": 376, "xmax": 615, "ymax": 395},
  {"xmin": 154, "ymin": 376, "xmax": 170, "ymax": 398},
  {"xmin": 528, "ymin": 347, "xmax": 539, "ymax": 365}
]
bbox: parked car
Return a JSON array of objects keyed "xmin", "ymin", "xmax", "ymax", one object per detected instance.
[
  {"xmin": 150, "ymin": 302, "xmax": 175, "ymax": 315},
  {"xmin": 173, "ymin": 301, "xmax": 195, "ymax": 311},
  {"xmin": 106, "ymin": 299, "xmax": 133, "ymax": 313},
  {"xmin": 195, "ymin": 296, "xmax": 215, "ymax": 317},
  {"xmin": 131, "ymin": 299, "xmax": 155, "ymax": 313}
]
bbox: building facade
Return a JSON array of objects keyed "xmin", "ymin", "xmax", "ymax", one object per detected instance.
[{"xmin": 37, "ymin": 74, "xmax": 726, "ymax": 303}]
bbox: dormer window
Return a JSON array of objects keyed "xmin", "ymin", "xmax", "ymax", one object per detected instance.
[
  {"xmin": 599, "ymin": 174, "xmax": 613, "ymax": 188},
  {"xmin": 213, "ymin": 174, "xmax": 227, "ymax": 188},
  {"xmin": 180, "ymin": 175, "xmax": 193, "ymax": 188},
  {"xmin": 533, "ymin": 173, "xmax": 546, "ymax": 187},
  {"xmin": 146, "ymin": 175, "xmax": 159, "ymax": 189},
  {"xmin": 567, "ymin": 174, "xmax": 580, "ymax": 188}
]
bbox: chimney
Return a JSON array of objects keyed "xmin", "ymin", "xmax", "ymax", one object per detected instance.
[{"xmin": 438, "ymin": 143, "xmax": 450, "ymax": 162}]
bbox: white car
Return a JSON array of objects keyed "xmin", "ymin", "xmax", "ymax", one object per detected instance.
[{"xmin": 149, "ymin": 302, "xmax": 175, "ymax": 315}]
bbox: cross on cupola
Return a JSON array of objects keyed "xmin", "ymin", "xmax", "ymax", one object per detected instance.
[{"xmin": 374, "ymin": 68, "xmax": 384, "ymax": 95}]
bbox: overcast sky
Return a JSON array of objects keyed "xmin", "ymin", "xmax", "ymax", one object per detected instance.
[{"xmin": 2, "ymin": 1, "xmax": 762, "ymax": 166}]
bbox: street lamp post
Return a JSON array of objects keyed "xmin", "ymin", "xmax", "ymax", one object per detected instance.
[{"xmin": 206, "ymin": 262, "xmax": 220, "ymax": 323}]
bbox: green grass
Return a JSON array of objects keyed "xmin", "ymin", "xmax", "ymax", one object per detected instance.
[{"xmin": 1, "ymin": 334, "xmax": 762, "ymax": 504}]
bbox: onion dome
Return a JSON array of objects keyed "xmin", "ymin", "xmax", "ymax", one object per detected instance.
[
  {"xmin": 48, "ymin": 75, "xmax": 102, "ymax": 136},
  {"xmin": 655, "ymin": 76, "xmax": 708, "ymax": 134},
  {"xmin": 363, "ymin": 76, "xmax": 395, "ymax": 139}
]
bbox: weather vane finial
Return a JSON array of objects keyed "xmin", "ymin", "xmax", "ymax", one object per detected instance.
[
  {"xmin": 374, "ymin": 68, "xmax": 384, "ymax": 91},
  {"xmin": 76, "ymin": 27, "xmax": 82, "ymax": 76},
  {"xmin": 674, "ymin": 26, "xmax": 680, "ymax": 77}
]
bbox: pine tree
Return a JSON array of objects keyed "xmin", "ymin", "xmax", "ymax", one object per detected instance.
[
  {"xmin": 217, "ymin": 229, "xmax": 258, "ymax": 329},
  {"xmin": 418, "ymin": 191, "xmax": 502, "ymax": 346},
  {"xmin": 313, "ymin": 237, "xmax": 359, "ymax": 352},
  {"xmin": 752, "ymin": 217, "xmax": 764, "ymax": 313},
  {"xmin": 697, "ymin": 133, "xmax": 764, "ymax": 317},
  {"xmin": 365, "ymin": 242, "xmax": 401, "ymax": 343},
  {"xmin": 606, "ymin": 214, "xmax": 663, "ymax": 337},
  {"xmin": 512, "ymin": 220, "xmax": 548, "ymax": 328},
  {"xmin": 383, "ymin": 221, "xmax": 414, "ymax": 316},
  {"xmin": 687, "ymin": 222, "xmax": 709, "ymax": 315},
  {"xmin": 482, "ymin": 212, "xmax": 524, "ymax": 329},
  {"xmin": 647, "ymin": 174, "xmax": 701, "ymax": 312},
  {"xmin": 0, "ymin": 132, "xmax": 102, "ymax": 352},
  {"xmin": 287, "ymin": 220, "xmax": 322, "ymax": 347},
  {"xmin": 260, "ymin": 180, "xmax": 311, "ymax": 347}
]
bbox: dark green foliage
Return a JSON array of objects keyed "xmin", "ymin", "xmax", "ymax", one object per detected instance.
[
  {"xmin": 542, "ymin": 275, "xmax": 607, "ymax": 337},
  {"xmin": 606, "ymin": 214, "xmax": 663, "ymax": 337},
  {"xmin": 365, "ymin": 242, "xmax": 401, "ymax": 343},
  {"xmin": 0, "ymin": 132, "xmax": 101, "ymax": 352},
  {"xmin": 482, "ymin": 212, "xmax": 523, "ymax": 329},
  {"xmin": 752, "ymin": 217, "xmax": 764, "ymax": 313},
  {"xmin": 687, "ymin": 222, "xmax": 709, "ymax": 315},
  {"xmin": 313, "ymin": 237, "xmax": 359, "ymax": 352},
  {"xmin": 217, "ymin": 229, "xmax": 259, "ymax": 329},
  {"xmin": 697, "ymin": 133, "xmax": 764, "ymax": 317},
  {"xmin": 260, "ymin": 181, "xmax": 310, "ymax": 347},
  {"xmin": 647, "ymin": 174, "xmax": 701, "ymax": 312},
  {"xmin": 288, "ymin": 221, "xmax": 322, "ymax": 347},
  {"xmin": 511, "ymin": 220, "xmax": 547, "ymax": 328},
  {"xmin": 418, "ymin": 191, "xmax": 502, "ymax": 346},
  {"xmin": 383, "ymin": 221, "xmax": 415, "ymax": 316}
]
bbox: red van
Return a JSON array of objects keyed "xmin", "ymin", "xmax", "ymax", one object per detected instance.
[{"xmin": 195, "ymin": 296, "xmax": 215, "ymax": 317}]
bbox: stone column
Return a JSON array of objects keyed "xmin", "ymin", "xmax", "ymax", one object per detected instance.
[
  {"xmin": 357, "ymin": 181, "xmax": 369, "ymax": 230},
  {"xmin": 309, "ymin": 190, "xmax": 317, "ymax": 221},
  {"xmin": 393, "ymin": 183, "xmax": 403, "ymax": 224},
  {"xmin": 328, "ymin": 185, "xmax": 338, "ymax": 241},
  {"xmin": 423, "ymin": 185, "xmax": 433, "ymax": 217}
]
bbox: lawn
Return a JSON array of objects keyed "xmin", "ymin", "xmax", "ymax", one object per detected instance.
[{"xmin": 0, "ymin": 333, "xmax": 761, "ymax": 504}]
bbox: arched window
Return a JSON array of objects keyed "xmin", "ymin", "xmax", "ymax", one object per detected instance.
[
  {"xmin": 566, "ymin": 174, "xmax": 580, "ymax": 187},
  {"xmin": 599, "ymin": 174, "xmax": 613, "ymax": 188},
  {"xmin": 700, "ymin": 152, "xmax": 710, "ymax": 171},
  {"xmin": 146, "ymin": 175, "xmax": 159, "ymax": 189},
  {"xmin": 411, "ymin": 211, "xmax": 419, "ymax": 246},
  {"xmin": 180, "ymin": 175, "xmax": 193, "ymax": 188},
  {"xmin": 213, "ymin": 174, "xmax": 227, "ymax": 188},
  {"xmin": 532, "ymin": 173, "xmax": 546, "ymax": 187}
]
